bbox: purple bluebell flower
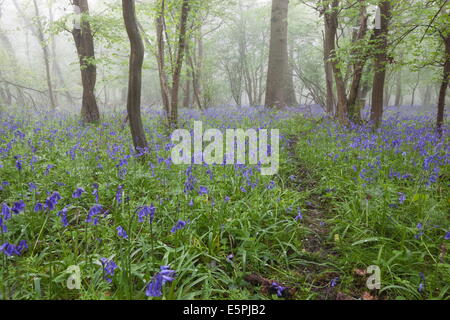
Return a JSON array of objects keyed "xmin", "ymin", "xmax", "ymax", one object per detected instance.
[
  {"xmin": 444, "ymin": 232, "xmax": 450, "ymax": 240},
  {"xmin": 199, "ymin": 186, "xmax": 208, "ymax": 195},
  {"xmin": 171, "ymin": 220, "xmax": 189, "ymax": 233},
  {"xmin": 116, "ymin": 226, "xmax": 128, "ymax": 239},
  {"xmin": 28, "ymin": 183, "xmax": 37, "ymax": 192},
  {"xmin": 1, "ymin": 203, "xmax": 12, "ymax": 220},
  {"xmin": 86, "ymin": 204, "xmax": 103, "ymax": 225},
  {"xmin": 100, "ymin": 258, "xmax": 118, "ymax": 283},
  {"xmin": 398, "ymin": 193, "xmax": 406, "ymax": 204},
  {"xmin": 137, "ymin": 204, "xmax": 156, "ymax": 223},
  {"xmin": 330, "ymin": 277, "xmax": 339, "ymax": 287},
  {"xmin": 116, "ymin": 185, "xmax": 123, "ymax": 204},
  {"xmin": 57, "ymin": 207, "xmax": 69, "ymax": 227},
  {"xmin": 45, "ymin": 192, "xmax": 62, "ymax": 211},
  {"xmin": 145, "ymin": 266, "xmax": 176, "ymax": 297},
  {"xmin": 295, "ymin": 208, "xmax": 303, "ymax": 221},
  {"xmin": 12, "ymin": 200, "xmax": 25, "ymax": 214},
  {"xmin": 0, "ymin": 217, "xmax": 7, "ymax": 233},
  {"xmin": 15, "ymin": 159, "xmax": 22, "ymax": 171},
  {"xmin": 34, "ymin": 202, "xmax": 44, "ymax": 212},
  {"xmin": 226, "ymin": 254, "xmax": 234, "ymax": 263},
  {"xmin": 72, "ymin": 187, "xmax": 85, "ymax": 199},
  {"xmin": 92, "ymin": 183, "xmax": 99, "ymax": 203},
  {"xmin": 271, "ymin": 282, "xmax": 286, "ymax": 297},
  {"xmin": 0, "ymin": 240, "xmax": 28, "ymax": 256}
]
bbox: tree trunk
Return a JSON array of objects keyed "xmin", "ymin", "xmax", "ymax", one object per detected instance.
[
  {"xmin": 72, "ymin": 0, "xmax": 100, "ymax": 123},
  {"xmin": 169, "ymin": 0, "xmax": 190, "ymax": 127},
  {"xmin": 326, "ymin": 0, "xmax": 348, "ymax": 125},
  {"xmin": 155, "ymin": 0, "xmax": 171, "ymax": 120},
  {"xmin": 437, "ymin": 33, "xmax": 450, "ymax": 137},
  {"xmin": 30, "ymin": 0, "xmax": 56, "ymax": 110},
  {"xmin": 122, "ymin": 0, "xmax": 148, "ymax": 152},
  {"xmin": 323, "ymin": 25, "xmax": 335, "ymax": 114},
  {"xmin": 370, "ymin": 1, "xmax": 391, "ymax": 127},
  {"xmin": 285, "ymin": 39, "xmax": 298, "ymax": 106},
  {"xmin": 347, "ymin": 1, "xmax": 368, "ymax": 123},
  {"xmin": 265, "ymin": 0, "xmax": 289, "ymax": 108}
]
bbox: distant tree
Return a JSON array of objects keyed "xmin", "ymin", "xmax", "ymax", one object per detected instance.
[
  {"xmin": 12, "ymin": 0, "xmax": 57, "ymax": 110},
  {"xmin": 265, "ymin": 0, "xmax": 289, "ymax": 108},
  {"xmin": 71, "ymin": 0, "xmax": 100, "ymax": 123},
  {"xmin": 122, "ymin": 0, "xmax": 148, "ymax": 151},
  {"xmin": 370, "ymin": 1, "xmax": 392, "ymax": 127}
]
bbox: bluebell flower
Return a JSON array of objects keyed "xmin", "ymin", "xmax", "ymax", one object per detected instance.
[
  {"xmin": 226, "ymin": 254, "xmax": 234, "ymax": 263},
  {"xmin": 1, "ymin": 203, "xmax": 12, "ymax": 220},
  {"xmin": 0, "ymin": 240, "xmax": 28, "ymax": 256},
  {"xmin": 45, "ymin": 192, "xmax": 62, "ymax": 211},
  {"xmin": 86, "ymin": 204, "xmax": 103, "ymax": 225},
  {"xmin": 116, "ymin": 185, "xmax": 123, "ymax": 204},
  {"xmin": 15, "ymin": 160, "xmax": 22, "ymax": 171},
  {"xmin": 145, "ymin": 266, "xmax": 176, "ymax": 297},
  {"xmin": 57, "ymin": 207, "xmax": 69, "ymax": 227},
  {"xmin": 330, "ymin": 277, "xmax": 339, "ymax": 287},
  {"xmin": 137, "ymin": 205, "xmax": 156, "ymax": 223},
  {"xmin": 28, "ymin": 183, "xmax": 37, "ymax": 192},
  {"xmin": 34, "ymin": 203, "xmax": 44, "ymax": 212},
  {"xmin": 92, "ymin": 183, "xmax": 99, "ymax": 203},
  {"xmin": 398, "ymin": 193, "xmax": 406, "ymax": 204},
  {"xmin": 171, "ymin": 220, "xmax": 189, "ymax": 233},
  {"xmin": 116, "ymin": 226, "xmax": 128, "ymax": 239},
  {"xmin": 271, "ymin": 282, "xmax": 286, "ymax": 297},
  {"xmin": 100, "ymin": 258, "xmax": 118, "ymax": 283},
  {"xmin": 199, "ymin": 186, "xmax": 208, "ymax": 195},
  {"xmin": 12, "ymin": 200, "xmax": 25, "ymax": 214},
  {"xmin": 0, "ymin": 217, "xmax": 7, "ymax": 233},
  {"xmin": 72, "ymin": 187, "xmax": 85, "ymax": 199},
  {"xmin": 295, "ymin": 208, "xmax": 303, "ymax": 221},
  {"xmin": 444, "ymin": 232, "xmax": 450, "ymax": 240}
]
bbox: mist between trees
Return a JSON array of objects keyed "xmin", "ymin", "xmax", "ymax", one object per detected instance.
[{"xmin": 0, "ymin": 0, "xmax": 448, "ymax": 142}]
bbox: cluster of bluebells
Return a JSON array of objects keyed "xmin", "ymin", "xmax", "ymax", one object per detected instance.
[
  {"xmin": 171, "ymin": 220, "xmax": 189, "ymax": 233},
  {"xmin": 100, "ymin": 258, "xmax": 118, "ymax": 283},
  {"xmin": 137, "ymin": 205, "xmax": 156, "ymax": 223},
  {"xmin": 145, "ymin": 266, "xmax": 176, "ymax": 297},
  {"xmin": 0, "ymin": 240, "xmax": 28, "ymax": 257}
]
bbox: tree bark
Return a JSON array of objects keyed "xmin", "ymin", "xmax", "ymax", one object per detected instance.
[
  {"xmin": 347, "ymin": 1, "xmax": 368, "ymax": 123},
  {"xmin": 437, "ymin": 33, "xmax": 450, "ymax": 137},
  {"xmin": 265, "ymin": 0, "xmax": 289, "ymax": 108},
  {"xmin": 30, "ymin": 0, "xmax": 57, "ymax": 110},
  {"xmin": 370, "ymin": 1, "xmax": 391, "ymax": 127},
  {"xmin": 72, "ymin": 0, "xmax": 100, "ymax": 123},
  {"xmin": 155, "ymin": 0, "xmax": 171, "ymax": 119},
  {"xmin": 169, "ymin": 0, "xmax": 190, "ymax": 127},
  {"xmin": 325, "ymin": 0, "xmax": 349, "ymax": 125},
  {"xmin": 122, "ymin": 0, "xmax": 148, "ymax": 151}
]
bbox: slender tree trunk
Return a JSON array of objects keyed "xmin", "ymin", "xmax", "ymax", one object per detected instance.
[
  {"xmin": 30, "ymin": 0, "xmax": 56, "ymax": 110},
  {"xmin": 49, "ymin": 0, "xmax": 75, "ymax": 107},
  {"xmin": 347, "ymin": 1, "xmax": 368, "ymax": 123},
  {"xmin": 370, "ymin": 1, "xmax": 391, "ymax": 127},
  {"xmin": 168, "ymin": 0, "xmax": 190, "ymax": 127},
  {"xmin": 422, "ymin": 85, "xmax": 431, "ymax": 107},
  {"xmin": 323, "ymin": 25, "xmax": 335, "ymax": 114},
  {"xmin": 265, "ymin": 0, "xmax": 289, "ymax": 108},
  {"xmin": 155, "ymin": 0, "xmax": 171, "ymax": 120},
  {"xmin": 437, "ymin": 33, "xmax": 450, "ymax": 137},
  {"xmin": 72, "ymin": 0, "xmax": 100, "ymax": 123},
  {"xmin": 285, "ymin": 38, "xmax": 298, "ymax": 106},
  {"xmin": 122, "ymin": 0, "xmax": 148, "ymax": 151},
  {"xmin": 325, "ymin": 0, "xmax": 348, "ymax": 124}
]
